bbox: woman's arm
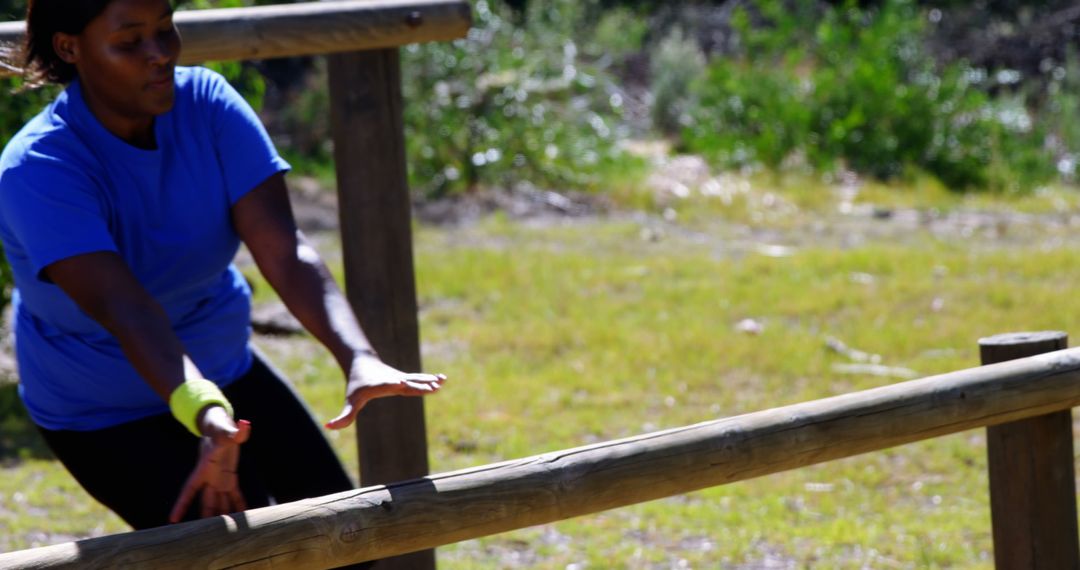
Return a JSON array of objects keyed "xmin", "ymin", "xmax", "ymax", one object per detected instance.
[
  {"xmin": 45, "ymin": 254, "xmax": 250, "ymax": 522},
  {"xmin": 46, "ymin": 253, "xmax": 187, "ymax": 400},
  {"xmin": 232, "ymin": 172, "xmax": 444, "ymax": 430}
]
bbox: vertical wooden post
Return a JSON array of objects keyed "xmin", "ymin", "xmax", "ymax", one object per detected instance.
[
  {"xmin": 328, "ymin": 48, "xmax": 436, "ymax": 570},
  {"xmin": 980, "ymin": 331, "xmax": 1078, "ymax": 569}
]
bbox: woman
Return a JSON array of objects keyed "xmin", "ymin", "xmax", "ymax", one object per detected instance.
[{"xmin": 0, "ymin": 0, "xmax": 445, "ymax": 530}]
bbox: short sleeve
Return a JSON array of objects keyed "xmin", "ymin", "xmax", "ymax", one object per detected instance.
[
  {"xmin": 0, "ymin": 159, "xmax": 118, "ymax": 281},
  {"xmin": 200, "ymin": 69, "xmax": 291, "ymax": 204}
]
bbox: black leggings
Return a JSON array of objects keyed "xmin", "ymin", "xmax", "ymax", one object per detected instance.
[{"xmin": 38, "ymin": 351, "xmax": 354, "ymax": 530}]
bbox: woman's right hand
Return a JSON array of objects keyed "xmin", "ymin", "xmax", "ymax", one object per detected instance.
[
  {"xmin": 325, "ymin": 354, "xmax": 445, "ymax": 431},
  {"xmin": 169, "ymin": 406, "xmax": 251, "ymax": 523}
]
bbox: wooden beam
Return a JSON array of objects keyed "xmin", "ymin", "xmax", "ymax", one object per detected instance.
[
  {"xmin": 0, "ymin": 0, "xmax": 471, "ymax": 63},
  {"xmin": 980, "ymin": 332, "xmax": 1079, "ymax": 569},
  {"xmin": 327, "ymin": 48, "xmax": 433, "ymax": 570},
  {"xmin": 6, "ymin": 346, "xmax": 1080, "ymax": 569}
]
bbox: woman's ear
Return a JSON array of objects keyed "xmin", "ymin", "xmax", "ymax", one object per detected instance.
[{"xmin": 52, "ymin": 32, "xmax": 80, "ymax": 64}]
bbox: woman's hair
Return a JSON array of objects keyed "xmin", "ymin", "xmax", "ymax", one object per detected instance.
[{"xmin": 1, "ymin": 0, "xmax": 115, "ymax": 85}]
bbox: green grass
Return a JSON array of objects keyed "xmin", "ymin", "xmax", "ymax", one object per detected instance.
[{"xmin": 5, "ymin": 182, "xmax": 1080, "ymax": 566}]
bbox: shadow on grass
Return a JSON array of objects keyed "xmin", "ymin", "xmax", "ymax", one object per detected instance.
[{"xmin": 0, "ymin": 382, "xmax": 53, "ymax": 461}]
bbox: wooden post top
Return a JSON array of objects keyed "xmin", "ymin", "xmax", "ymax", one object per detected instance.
[
  {"xmin": 0, "ymin": 0, "xmax": 471, "ymax": 63},
  {"xmin": 979, "ymin": 331, "xmax": 1068, "ymax": 364},
  {"xmin": 979, "ymin": 331, "xmax": 1067, "ymax": 347}
]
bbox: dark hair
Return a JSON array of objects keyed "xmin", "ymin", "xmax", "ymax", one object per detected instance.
[{"xmin": 23, "ymin": 0, "xmax": 116, "ymax": 84}]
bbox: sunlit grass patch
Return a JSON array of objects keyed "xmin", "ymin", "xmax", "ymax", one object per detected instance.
[
  {"xmin": 410, "ymin": 215, "xmax": 1080, "ymax": 567},
  {"xmin": 0, "ymin": 460, "xmax": 126, "ymax": 552}
]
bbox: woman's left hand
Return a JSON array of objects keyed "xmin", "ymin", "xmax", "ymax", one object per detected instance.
[
  {"xmin": 325, "ymin": 354, "xmax": 446, "ymax": 430},
  {"xmin": 169, "ymin": 410, "xmax": 251, "ymax": 523}
]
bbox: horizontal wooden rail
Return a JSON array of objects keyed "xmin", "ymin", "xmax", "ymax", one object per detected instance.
[
  {"xmin": 4, "ymin": 346, "xmax": 1080, "ymax": 569},
  {"xmin": 0, "ymin": 0, "xmax": 471, "ymax": 63}
]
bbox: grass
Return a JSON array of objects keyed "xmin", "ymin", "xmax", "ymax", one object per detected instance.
[
  {"xmin": 4, "ymin": 178, "xmax": 1080, "ymax": 567},
  {"xmin": 419, "ymin": 205, "xmax": 1078, "ymax": 568}
]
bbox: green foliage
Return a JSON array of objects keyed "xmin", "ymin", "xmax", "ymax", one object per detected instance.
[
  {"xmin": 0, "ymin": 80, "xmax": 56, "ymax": 149},
  {"xmin": 650, "ymin": 27, "xmax": 706, "ymax": 135},
  {"xmin": 204, "ymin": 60, "xmax": 266, "ymax": 110},
  {"xmin": 0, "ymin": 380, "xmax": 50, "ymax": 460},
  {"xmin": 683, "ymin": 0, "xmax": 1056, "ymax": 191},
  {"xmin": 401, "ymin": 0, "xmax": 637, "ymax": 197},
  {"xmin": 273, "ymin": 60, "xmax": 331, "ymax": 166},
  {"xmin": 589, "ymin": 6, "xmax": 648, "ymax": 59},
  {"xmin": 1040, "ymin": 47, "xmax": 1080, "ymax": 183}
]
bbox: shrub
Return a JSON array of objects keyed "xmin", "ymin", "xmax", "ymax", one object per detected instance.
[
  {"xmin": 683, "ymin": 0, "xmax": 1057, "ymax": 191},
  {"xmin": 650, "ymin": 27, "xmax": 706, "ymax": 136},
  {"xmin": 589, "ymin": 6, "xmax": 648, "ymax": 60},
  {"xmin": 401, "ymin": 0, "xmax": 638, "ymax": 198},
  {"xmin": 1040, "ymin": 47, "xmax": 1080, "ymax": 183}
]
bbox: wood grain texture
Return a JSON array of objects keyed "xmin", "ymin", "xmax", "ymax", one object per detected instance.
[
  {"xmin": 5, "ymin": 346, "xmax": 1080, "ymax": 569},
  {"xmin": 328, "ymin": 48, "xmax": 433, "ymax": 570},
  {"xmin": 0, "ymin": 0, "xmax": 471, "ymax": 62},
  {"xmin": 981, "ymin": 332, "xmax": 1079, "ymax": 570}
]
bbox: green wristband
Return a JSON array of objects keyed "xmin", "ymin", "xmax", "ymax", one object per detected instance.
[{"xmin": 169, "ymin": 379, "xmax": 234, "ymax": 437}]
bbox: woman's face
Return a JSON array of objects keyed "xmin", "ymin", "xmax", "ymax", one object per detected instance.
[{"xmin": 57, "ymin": 0, "xmax": 181, "ymax": 125}]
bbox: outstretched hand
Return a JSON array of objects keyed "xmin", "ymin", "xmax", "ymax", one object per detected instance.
[
  {"xmin": 169, "ymin": 407, "xmax": 251, "ymax": 523},
  {"xmin": 325, "ymin": 354, "xmax": 446, "ymax": 430}
]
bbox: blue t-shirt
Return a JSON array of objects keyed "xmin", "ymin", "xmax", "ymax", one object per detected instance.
[{"xmin": 0, "ymin": 66, "xmax": 290, "ymax": 431}]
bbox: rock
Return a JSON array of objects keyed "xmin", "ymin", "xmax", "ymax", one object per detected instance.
[{"xmin": 735, "ymin": 318, "xmax": 764, "ymax": 335}]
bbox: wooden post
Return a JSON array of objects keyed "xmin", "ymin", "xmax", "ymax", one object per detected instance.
[
  {"xmin": 980, "ymin": 332, "xmax": 1079, "ymax": 569},
  {"xmin": 328, "ymin": 48, "xmax": 435, "ymax": 570}
]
